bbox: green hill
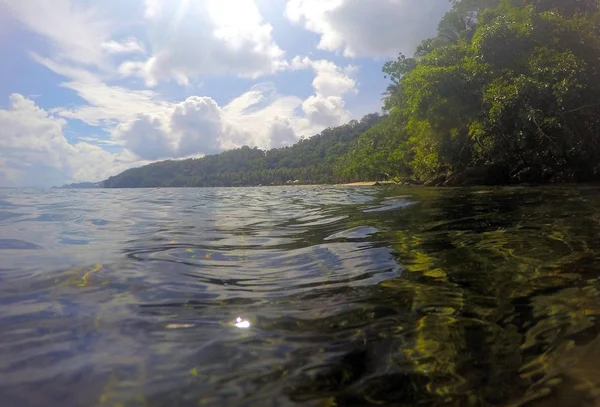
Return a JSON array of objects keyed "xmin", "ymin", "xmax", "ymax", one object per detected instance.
[{"xmin": 103, "ymin": 113, "xmax": 383, "ymax": 188}]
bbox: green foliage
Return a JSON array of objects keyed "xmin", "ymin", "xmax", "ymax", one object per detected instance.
[
  {"xmin": 104, "ymin": 114, "xmax": 383, "ymax": 188},
  {"xmin": 335, "ymin": 113, "xmax": 413, "ymax": 182},
  {"xmin": 340, "ymin": 0, "xmax": 600, "ymax": 183}
]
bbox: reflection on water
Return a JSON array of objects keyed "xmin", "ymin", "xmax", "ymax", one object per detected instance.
[
  {"xmin": 235, "ymin": 317, "xmax": 251, "ymax": 329},
  {"xmin": 1, "ymin": 186, "xmax": 600, "ymax": 406}
]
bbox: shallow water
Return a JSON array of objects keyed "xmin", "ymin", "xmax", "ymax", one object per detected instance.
[{"xmin": 1, "ymin": 186, "xmax": 600, "ymax": 407}]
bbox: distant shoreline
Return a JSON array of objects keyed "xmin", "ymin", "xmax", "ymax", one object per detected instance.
[
  {"xmin": 338, "ymin": 181, "xmax": 396, "ymax": 187},
  {"xmin": 53, "ymin": 182, "xmax": 397, "ymax": 189}
]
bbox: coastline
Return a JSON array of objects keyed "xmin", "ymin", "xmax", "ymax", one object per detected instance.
[{"xmin": 338, "ymin": 181, "xmax": 396, "ymax": 187}]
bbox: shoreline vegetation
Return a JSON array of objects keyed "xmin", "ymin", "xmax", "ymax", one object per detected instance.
[{"xmin": 86, "ymin": 0, "xmax": 599, "ymax": 190}]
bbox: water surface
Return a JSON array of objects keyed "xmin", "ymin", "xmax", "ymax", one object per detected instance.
[{"xmin": 1, "ymin": 186, "xmax": 600, "ymax": 406}]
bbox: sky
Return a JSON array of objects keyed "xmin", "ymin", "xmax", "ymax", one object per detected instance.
[{"xmin": 0, "ymin": 0, "xmax": 451, "ymax": 187}]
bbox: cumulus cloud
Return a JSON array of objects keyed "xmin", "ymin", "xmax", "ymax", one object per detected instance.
[
  {"xmin": 121, "ymin": 0, "xmax": 288, "ymax": 86},
  {"xmin": 221, "ymin": 84, "xmax": 305, "ymax": 149},
  {"xmin": 115, "ymin": 90, "xmax": 306, "ymax": 160},
  {"xmin": 292, "ymin": 57, "xmax": 357, "ymax": 96},
  {"xmin": 301, "ymin": 95, "xmax": 348, "ymax": 127},
  {"xmin": 173, "ymin": 97, "xmax": 230, "ymax": 156},
  {"xmin": 0, "ymin": 94, "xmax": 140, "ymax": 187},
  {"xmin": 118, "ymin": 114, "xmax": 176, "ymax": 160},
  {"xmin": 115, "ymin": 96, "xmax": 240, "ymax": 161},
  {"xmin": 286, "ymin": 0, "xmax": 451, "ymax": 57},
  {"xmin": 292, "ymin": 56, "xmax": 358, "ymax": 129},
  {"xmin": 267, "ymin": 117, "xmax": 299, "ymax": 149},
  {"xmin": 108, "ymin": 61, "xmax": 357, "ymax": 162}
]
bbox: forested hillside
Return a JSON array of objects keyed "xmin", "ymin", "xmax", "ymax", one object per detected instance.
[
  {"xmin": 106, "ymin": 0, "xmax": 600, "ymax": 188},
  {"xmin": 337, "ymin": 0, "xmax": 600, "ymax": 185},
  {"xmin": 104, "ymin": 113, "xmax": 382, "ymax": 187}
]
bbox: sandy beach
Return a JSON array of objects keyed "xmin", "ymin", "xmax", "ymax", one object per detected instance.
[{"xmin": 338, "ymin": 181, "xmax": 396, "ymax": 186}]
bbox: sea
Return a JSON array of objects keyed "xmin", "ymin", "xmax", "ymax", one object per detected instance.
[{"xmin": 1, "ymin": 185, "xmax": 600, "ymax": 407}]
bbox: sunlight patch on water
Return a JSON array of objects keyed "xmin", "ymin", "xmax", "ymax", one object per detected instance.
[{"xmin": 234, "ymin": 317, "xmax": 251, "ymax": 329}]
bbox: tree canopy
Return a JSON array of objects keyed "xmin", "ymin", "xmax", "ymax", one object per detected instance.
[{"xmin": 337, "ymin": 0, "xmax": 600, "ymax": 184}]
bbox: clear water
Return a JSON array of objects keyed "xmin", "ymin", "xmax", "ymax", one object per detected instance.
[{"xmin": 1, "ymin": 186, "xmax": 600, "ymax": 407}]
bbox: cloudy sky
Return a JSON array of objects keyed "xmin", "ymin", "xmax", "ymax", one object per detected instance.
[{"xmin": 0, "ymin": 0, "xmax": 450, "ymax": 187}]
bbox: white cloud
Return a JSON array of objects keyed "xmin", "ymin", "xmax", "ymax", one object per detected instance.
[
  {"xmin": 101, "ymin": 38, "xmax": 146, "ymax": 54},
  {"xmin": 173, "ymin": 97, "xmax": 232, "ymax": 156},
  {"xmin": 1, "ymin": 95, "xmax": 68, "ymax": 170},
  {"xmin": 222, "ymin": 84, "xmax": 305, "ymax": 149},
  {"xmin": 301, "ymin": 94, "xmax": 348, "ymax": 127},
  {"xmin": 35, "ymin": 55, "xmax": 309, "ymax": 156},
  {"xmin": 30, "ymin": 56, "xmax": 170, "ymax": 127},
  {"xmin": 292, "ymin": 56, "xmax": 357, "ymax": 96},
  {"xmin": 121, "ymin": 0, "xmax": 288, "ymax": 86},
  {"xmin": 35, "ymin": 53, "xmax": 357, "ymax": 161},
  {"xmin": 267, "ymin": 117, "xmax": 299, "ymax": 148},
  {"xmin": 115, "ymin": 89, "xmax": 305, "ymax": 160},
  {"xmin": 117, "ymin": 114, "xmax": 176, "ymax": 160},
  {"xmin": 56, "ymin": 78, "xmax": 168, "ymax": 127},
  {"xmin": 0, "ymin": 94, "xmax": 141, "ymax": 187},
  {"xmin": 286, "ymin": 0, "xmax": 451, "ymax": 57},
  {"xmin": 4, "ymin": 0, "xmax": 287, "ymax": 86},
  {"xmin": 292, "ymin": 56, "xmax": 358, "ymax": 128},
  {"xmin": 115, "ymin": 96, "xmax": 239, "ymax": 161},
  {"xmin": 0, "ymin": 0, "xmax": 371, "ymax": 186},
  {"xmin": 68, "ymin": 142, "xmax": 141, "ymax": 184},
  {"xmin": 1, "ymin": 0, "xmax": 112, "ymax": 67}
]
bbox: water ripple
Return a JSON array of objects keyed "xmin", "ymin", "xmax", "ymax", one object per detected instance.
[{"xmin": 1, "ymin": 186, "xmax": 600, "ymax": 406}]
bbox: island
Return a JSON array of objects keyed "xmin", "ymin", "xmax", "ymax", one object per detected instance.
[{"xmin": 54, "ymin": 182, "xmax": 104, "ymax": 189}]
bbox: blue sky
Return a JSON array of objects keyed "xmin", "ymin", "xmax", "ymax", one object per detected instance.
[{"xmin": 0, "ymin": 0, "xmax": 451, "ymax": 187}]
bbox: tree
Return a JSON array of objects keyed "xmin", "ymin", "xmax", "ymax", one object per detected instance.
[{"xmin": 340, "ymin": 0, "xmax": 600, "ymax": 183}]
